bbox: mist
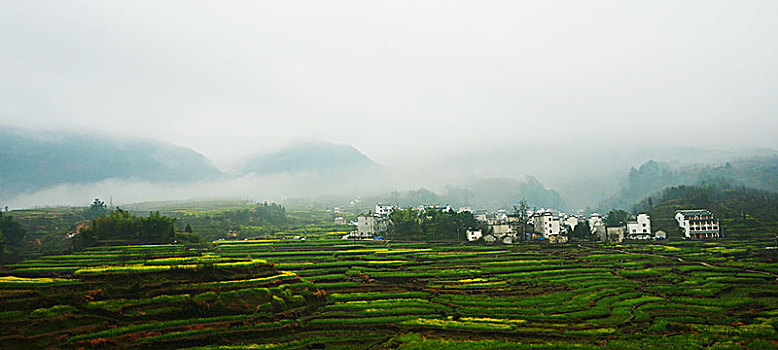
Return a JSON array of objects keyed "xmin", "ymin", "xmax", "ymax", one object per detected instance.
[{"xmin": 1, "ymin": 1, "xmax": 777, "ymax": 209}]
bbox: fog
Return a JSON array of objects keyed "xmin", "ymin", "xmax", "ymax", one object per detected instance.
[{"xmin": 2, "ymin": 1, "xmax": 777, "ymax": 208}]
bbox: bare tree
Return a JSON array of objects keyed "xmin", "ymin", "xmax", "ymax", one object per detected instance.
[{"xmin": 513, "ymin": 199, "xmax": 530, "ymax": 241}]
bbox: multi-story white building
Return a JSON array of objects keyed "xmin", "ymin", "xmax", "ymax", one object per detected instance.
[
  {"xmin": 676, "ymin": 209, "xmax": 720, "ymax": 239},
  {"xmin": 354, "ymin": 215, "xmax": 388, "ymax": 238},
  {"xmin": 533, "ymin": 211, "xmax": 560, "ymax": 239},
  {"xmin": 626, "ymin": 213, "xmax": 652, "ymax": 239}
]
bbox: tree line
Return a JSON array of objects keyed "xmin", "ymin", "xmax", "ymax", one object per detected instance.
[
  {"xmin": 387, "ymin": 208, "xmax": 490, "ymax": 241},
  {"xmin": 79, "ymin": 210, "xmax": 176, "ymax": 246},
  {"xmin": 0, "ymin": 212, "xmax": 27, "ymax": 263}
]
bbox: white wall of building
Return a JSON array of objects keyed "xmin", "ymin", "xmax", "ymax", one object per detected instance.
[
  {"xmin": 492, "ymin": 224, "xmax": 514, "ymax": 236},
  {"xmin": 467, "ymin": 229, "xmax": 483, "ymax": 242},
  {"xmin": 565, "ymin": 216, "xmax": 579, "ymax": 232},
  {"xmin": 676, "ymin": 210, "xmax": 720, "ymax": 239},
  {"xmin": 534, "ymin": 212, "xmax": 560, "ymax": 238},
  {"xmin": 589, "ymin": 214, "xmax": 603, "ymax": 234},
  {"xmin": 357, "ymin": 215, "xmax": 387, "ymax": 237},
  {"xmin": 627, "ymin": 213, "xmax": 651, "ymax": 234},
  {"xmin": 375, "ymin": 204, "xmax": 394, "ymax": 216}
]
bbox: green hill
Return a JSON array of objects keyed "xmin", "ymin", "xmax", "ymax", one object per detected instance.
[{"xmin": 635, "ymin": 183, "xmax": 778, "ymax": 239}]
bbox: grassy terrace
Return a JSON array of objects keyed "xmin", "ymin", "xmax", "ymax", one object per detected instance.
[{"xmin": 1, "ymin": 238, "xmax": 777, "ymax": 348}]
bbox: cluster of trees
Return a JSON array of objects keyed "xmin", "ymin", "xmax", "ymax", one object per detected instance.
[
  {"xmin": 0, "ymin": 212, "xmax": 27, "ymax": 263},
  {"xmin": 87, "ymin": 198, "xmax": 109, "ymax": 219},
  {"xmin": 388, "ymin": 208, "xmax": 489, "ymax": 241},
  {"xmin": 221, "ymin": 202, "xmax": 289, "ymax": 227},
  {"xmin": 79, "ymin": 210, "xmax": 176, "ymax": 245},
  {"xmin": 178, "ymin": 202, "xmax": 289, "ymax": 240},
  {"xmin": 568, "ymin": 220, "xmax": 591, "ymax": 239},
  {"xmin": 605, "ymin": 209, "xmax": 631, "ymax": 226}
]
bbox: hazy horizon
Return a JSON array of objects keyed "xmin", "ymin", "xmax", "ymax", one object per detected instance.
[
  {"xmin": 2, "ymin": 1, "xmax": 777, "ymax": 209},
  {"xmin": 3, "ymin": 1, "xmax": 778, "ymax": 168}
]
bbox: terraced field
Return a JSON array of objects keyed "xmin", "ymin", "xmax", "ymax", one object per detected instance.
[{"xmin": 1, "ymin": 239, "xmax": 777, "ymax": 349}]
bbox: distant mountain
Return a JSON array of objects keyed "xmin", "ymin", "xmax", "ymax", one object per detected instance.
[
  {"xmin": 0, "ymin": 128, "xmax": 223, "ymax": 197},
  {"xmin": 352, "ymin": 176, "xmax": 567, "ymax": 212},
  {"xmin": 454, "ymin": 176, "xmax": 568, "ymax": 211},
  {"xmin": 241, "ymin": 142, "xmax": 378, "ymax": 175}
]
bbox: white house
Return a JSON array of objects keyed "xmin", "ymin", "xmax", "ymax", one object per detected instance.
[
  {"xmin": 533, "ymin": 211, "xmax": 561, "ymax": 239},
  {"xmin": 491, "ymin": 223, "xmax": 514, "ymax": 236},
  {"xmin": 626, "ymin": 213, "xmax": 652, "ymax": 239},
  {"xmin": 354, "ymin": 215, "xmax": 387, "ymax": 238},
  {"xmin": 375, "ymin": 204, "xmax": 395, "ymax": 216},
  {"xmin": 466, "ymin": 229, "xmax": 483, "ymax": 242},
  {"xmin": 676, "ymin": 209, "xmax": 720, "ymax": 239}
]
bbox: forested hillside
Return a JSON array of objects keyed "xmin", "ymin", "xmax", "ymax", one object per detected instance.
[
  {"xmin": 634, "ymin": 183, "xmax": 778, "ymax": 239},
  {"xmin": 602, "ymin": 156, "xmax": 778, "ymax": 210}
]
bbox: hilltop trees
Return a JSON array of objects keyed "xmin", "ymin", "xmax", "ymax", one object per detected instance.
[
  {"xmin": 87, "ymin": 198, "xmax": 108, "ymax": 218},
  {"xmin": 79, "ymin": 210, "xmax": 176, "ymax": 245},
  {"xmin": 219, "ymin": 202, "xmax": 289, "ymax": 227}
]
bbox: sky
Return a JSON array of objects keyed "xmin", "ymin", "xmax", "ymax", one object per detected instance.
[{"xmin": 1, "ymin": 1, "xmax": 777, "ymax": 170}]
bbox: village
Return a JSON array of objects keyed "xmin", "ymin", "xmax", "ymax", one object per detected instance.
[{"xmin": 340, "ymin": 204, "xmax": 722, "ymax": 244}]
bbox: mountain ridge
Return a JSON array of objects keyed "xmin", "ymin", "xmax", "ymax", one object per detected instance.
[
  {"xmin": 0, "ymin": 127, "xmax": 223, "ymax": 197},
  {"xmin": 240, "ymin": 141, "xmax": 379, "ymax": 176}
]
